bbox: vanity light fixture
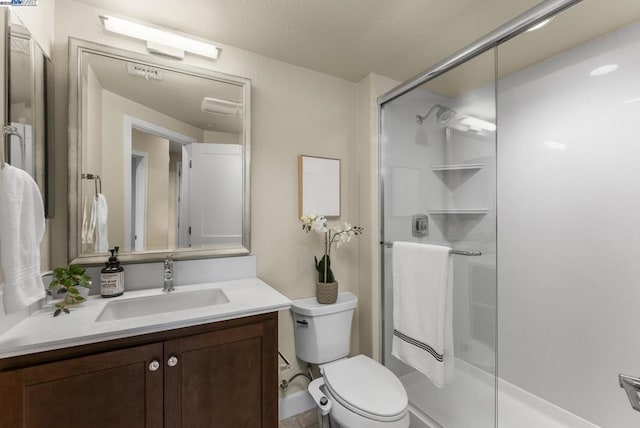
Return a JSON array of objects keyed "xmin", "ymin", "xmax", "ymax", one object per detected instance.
[
  {"xmin": 201, "ymin": 97, "xmax": 242, "ymax": 116},
  {"xmin": 458, "ymin": 116, "xmax": 496, "ymax": 132},
  {"xmin": 99, "ymin": 15, "xmax": 220, "ymax": 60}
]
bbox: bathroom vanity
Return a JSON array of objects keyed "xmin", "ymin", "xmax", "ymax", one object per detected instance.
[{"xmin": 0, "ymin": 278, "xmax": 290, "ymax": 428}]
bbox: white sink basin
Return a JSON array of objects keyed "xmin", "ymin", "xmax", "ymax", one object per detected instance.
[{"xmin": 96, "ymin": 288, "xmax": 229, "ymax": 322}]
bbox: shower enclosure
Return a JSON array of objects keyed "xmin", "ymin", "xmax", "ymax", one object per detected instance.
[{"xmin": 379, "ymin": 1, "xmax": 640, "ymax": 427}]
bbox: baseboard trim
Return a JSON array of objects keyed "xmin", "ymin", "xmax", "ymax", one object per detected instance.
[{"xmin": 279, "ymin": 390, "xmax": 316, "ymax": 421}]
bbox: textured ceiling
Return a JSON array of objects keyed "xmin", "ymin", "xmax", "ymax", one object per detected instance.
[
  {"xmin": 72, "ymin": 0, "xmax": 542, "ymax": 82},
  {"xmin": 72, "ymin": 0, "xmax": 640, "ymax": 94}
]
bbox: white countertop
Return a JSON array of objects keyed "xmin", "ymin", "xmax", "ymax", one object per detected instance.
[{"xmin": 0, "ymin": 278, "xmax": 291, "ymax": 359}]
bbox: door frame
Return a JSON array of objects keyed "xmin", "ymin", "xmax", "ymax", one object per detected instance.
[
  {"xmin": 123, "ymin": 115, "xmax": 196, "ymax": 251},
  {"xmin": 131, "ymin": 150, "xmax": 148, "ymax": 251}
]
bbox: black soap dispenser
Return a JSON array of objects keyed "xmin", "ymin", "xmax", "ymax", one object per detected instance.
[{"xmin": 100, "ymin": 246, "xmax": 125, "ymax": 298}]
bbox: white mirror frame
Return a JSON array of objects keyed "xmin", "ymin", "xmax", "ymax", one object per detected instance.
[
  {"xmin": 68, "ymin": 38, "xmax": 251, "ymax": 265},
  {"xmin": 298, "ymin": 155, "xmax": 341, "ymax": 218}
]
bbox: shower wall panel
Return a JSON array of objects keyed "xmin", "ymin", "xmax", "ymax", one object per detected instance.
[{"xmin": 497, "ymin": 19, "xmax": 640, "ymax": 428}]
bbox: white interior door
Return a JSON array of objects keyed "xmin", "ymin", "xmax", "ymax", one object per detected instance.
[{"xmin": 188, "ymin": 143, "xmax": 242, "ymax": 247}]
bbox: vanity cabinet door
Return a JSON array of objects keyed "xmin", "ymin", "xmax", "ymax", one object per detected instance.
[
  {"xmin": 0, "ymin": 342, "xmax": 164, "ymax": 428},
  {"xmin": 163, "ymin": 314, "xmax": 278, "ymax": 428}
]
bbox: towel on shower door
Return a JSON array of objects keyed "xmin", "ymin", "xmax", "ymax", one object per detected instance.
[
  {"xmin": 392, "ymin": 242, "xmax": 454, "ymax": 388},
  {"xmin": 94, "ymin": 194, "xmax": 109, "ymax": 253},
  {"xmin": 0, "ymin": 164, "xmax": 46, "ymax": 314}
]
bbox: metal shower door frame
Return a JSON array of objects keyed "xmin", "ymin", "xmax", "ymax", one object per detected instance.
[{"xmin": 376, "ymin": 2, "xmax": 584, "ymax": 426}]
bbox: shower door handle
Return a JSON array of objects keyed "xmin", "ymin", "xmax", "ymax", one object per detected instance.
[{"xmin": 619, "ymin": 374, "xmax": 640, "ymax": 412}]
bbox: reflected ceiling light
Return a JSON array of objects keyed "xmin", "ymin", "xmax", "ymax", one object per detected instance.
[
  {"xmin": 458, "ymin": 116, "xmax": 496, "ymax": 132},
  {"xmin": 99, "ymin": 15, "xmax": 220, "ymax": 60},
  {"xmin": 544, "ymin": 140, "xmax": 566, "ymax": 151},
  {"xmin": 201, "ymin": 97, "xmax": 242, "ymax": 116},
  {"xmin": 589, "ymin": 64, "xmax": 618, "ymax": 77},
  {"xmin": 525, "ymin": 17, "xmax": 553, "ymax": 33}
]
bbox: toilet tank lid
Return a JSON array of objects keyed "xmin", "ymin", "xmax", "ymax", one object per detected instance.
[{"xmin": 291, "ymin": 292, "xmax": 357, "ymax": 316}]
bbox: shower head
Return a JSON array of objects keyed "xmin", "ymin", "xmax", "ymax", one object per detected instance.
[{"xmin": 416, "ymin": 104, "xmax": 457, "ymax": 125}]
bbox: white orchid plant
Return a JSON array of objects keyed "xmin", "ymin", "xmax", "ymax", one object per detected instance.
[{"xmin": 300, "ymin": 213, "xmax": 364, "ymax": 283}]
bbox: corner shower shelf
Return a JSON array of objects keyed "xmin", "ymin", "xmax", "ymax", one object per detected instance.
[
  {"xmin": 428, "ymin": 209, "xmax": 489, "ymax": 215},
  {"xmin": 431, "ymin": 163, "xmax": 484, "ymax": 172}
]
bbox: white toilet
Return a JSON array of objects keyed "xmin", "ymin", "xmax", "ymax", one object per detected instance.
[{"xmin": 291, "ymin": 292, "xmax": 410, "ymax": 428}]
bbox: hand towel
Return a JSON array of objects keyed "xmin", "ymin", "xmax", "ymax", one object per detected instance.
[
  {"xmin": 0, "ymin": 164, "xmax": 46, "ymax": 314},
  {"xmin": 87, "ymin": 196, "xmax": 96, "ymax": 245},
  {"xmin": 392, "ymin": 242, "xmax": 454, "ymax": 388},
  {"xmin": 94, "ymin": 194, "xmax": 109, "ymax": 253},
  {"xmin": 81, "ymin": 195, "xmax": 88, "ymax": 248}
]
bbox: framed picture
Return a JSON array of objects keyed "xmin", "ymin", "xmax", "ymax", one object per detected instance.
[{"xmin": 298, "ymin": 155, "xmax": 340, "ymax": 218}]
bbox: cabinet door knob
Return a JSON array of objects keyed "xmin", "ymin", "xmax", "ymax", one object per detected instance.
[
  {"xmin": 148, "ymin": 360, "xmax": 160, "ymax": 371},
  {"xmin": 167, "ymin": 356, "xmax": 179, "ymax": 367}
]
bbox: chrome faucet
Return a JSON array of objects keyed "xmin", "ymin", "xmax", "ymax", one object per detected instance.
[{"xmin": 163, "ymin": 255, "xmax": 174, "ymax": 292}]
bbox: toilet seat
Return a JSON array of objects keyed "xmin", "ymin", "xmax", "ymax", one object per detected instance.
[{"xmin": 322, "ymin": 355, "xmax": 408, "ymax": 422}]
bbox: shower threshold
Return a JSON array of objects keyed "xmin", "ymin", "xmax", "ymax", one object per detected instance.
[{"xmin": 400, "ymin": 359, "xmax": 600, "ymax": 428}]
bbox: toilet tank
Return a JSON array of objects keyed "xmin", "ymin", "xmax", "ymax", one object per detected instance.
[{"xmin": 290, "ymin": 292, "xmax": 357, "ymax": 364}]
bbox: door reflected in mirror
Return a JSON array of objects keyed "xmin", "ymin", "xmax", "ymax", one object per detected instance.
[
  {"xmin": 121, "ymin": 128, "xmax": 242, "ymax": 253},
  {"xmin": 70, "ymin": 39, "xmax": 250, "ymax": 262}
]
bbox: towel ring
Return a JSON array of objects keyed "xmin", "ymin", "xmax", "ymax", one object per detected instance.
[
  {"xmin": 2, "ymin": 125, "xmax": 25, "ymax": 168},
  {"xmin": 81, "ymin": 173, "xmax": 102, "ymax": 197}
]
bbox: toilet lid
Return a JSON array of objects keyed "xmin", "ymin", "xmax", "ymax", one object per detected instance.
[{"xmin": 322, "ymin": 355, "xmax": 408, "ymax": 420}]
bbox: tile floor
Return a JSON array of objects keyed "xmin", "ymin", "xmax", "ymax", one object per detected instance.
[{"xmin": 279, "ymin": 409, "xmax": 320, "ymax": 428}]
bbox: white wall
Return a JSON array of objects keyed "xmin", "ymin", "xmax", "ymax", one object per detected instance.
[
  {"xmin": 85, "ymin": 65, "xmax": 102, "ymax": 177},
  {"xmin": 50, "ymin": 0, "xmax": 359, "ymax": 398},
  {"xmin": 12, "ymin": 1, "xmax": 55, "ymax": 58},
  {"xmin": 355, "ymin": 73, "xmax": 399, "ymax": 360},
  {"xmin": 131, "ymin": 129, "xmax": 170, "ymax": 251},
  {"xmin": 497, "ymin": 21, "xmax": 640, "ymax": 427},
  {"xmin": 203, "ymin": 129, "xmax": 241, "ymax": 145}
]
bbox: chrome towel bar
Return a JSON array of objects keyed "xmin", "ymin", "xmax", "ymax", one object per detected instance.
[{"xmin": 381, "ymin": 241, "xmax": 482, "ymax": 256}]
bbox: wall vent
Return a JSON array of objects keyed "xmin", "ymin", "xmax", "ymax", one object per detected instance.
[{"xmin": 126, "ymin": 63, "xmax": 164, "ymax": 81}]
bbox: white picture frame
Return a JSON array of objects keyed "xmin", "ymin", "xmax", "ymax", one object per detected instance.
[{"xmin": 298, "ymin": 155, "xmax": 341, "ymax": 218}]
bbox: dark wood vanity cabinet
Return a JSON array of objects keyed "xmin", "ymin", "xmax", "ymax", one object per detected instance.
[
  {"xmin": 0, "ymin": 312, "xmax": 278, "ymax": 428},
  {"xmin": 0, "ymin": 342, "xmax": 164, "ymax": 428},
  {"xmin": 164, "ymin": 317, "xmax": 278, "ymax": 427}
]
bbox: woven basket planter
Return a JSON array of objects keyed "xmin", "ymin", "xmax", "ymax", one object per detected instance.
[{"xmin": 316, "ymin": 281, "xmax": 338, "ymax": 304}]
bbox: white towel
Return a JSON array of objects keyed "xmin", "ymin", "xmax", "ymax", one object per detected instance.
[
  {"xmin": 94, "ymin": 194, "xmax": 109, "ymax": 253},
  {"xmin": 0, "ymin": 164, "xmax": 46, "ymax": 314},
  {"xmin": 87, "ymin": 196, "xmax": 96, "ymax": 245},
  {"xmin": 392, "ymin": 242, "xmax": 454, "ymax": 388},
  {"xmin": 81, "ymin": 195, "xmax": 88, "ymax": 248}
]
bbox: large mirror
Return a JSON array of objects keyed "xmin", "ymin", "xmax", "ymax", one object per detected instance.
[
  {"xmin": 68, "ymin": 38, "xmax": 251, "ymax": 264},
  {"xmin": 6, "ymin": 12, "xmax": 50, "ymax": 215}
]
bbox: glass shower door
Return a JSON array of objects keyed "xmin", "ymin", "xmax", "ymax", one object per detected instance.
[{"xmin": 380, "ymin": 49, "xmax": 497, "ymax": 427}]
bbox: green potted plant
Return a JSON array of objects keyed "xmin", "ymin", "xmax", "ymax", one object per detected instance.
[
  {"xmin": 48, "ymin": 264, "xmax": 92, "ymax": 316},
  {"xmin": 300, "ymin": 214, "xmax": 363, "ymax": 304}
]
